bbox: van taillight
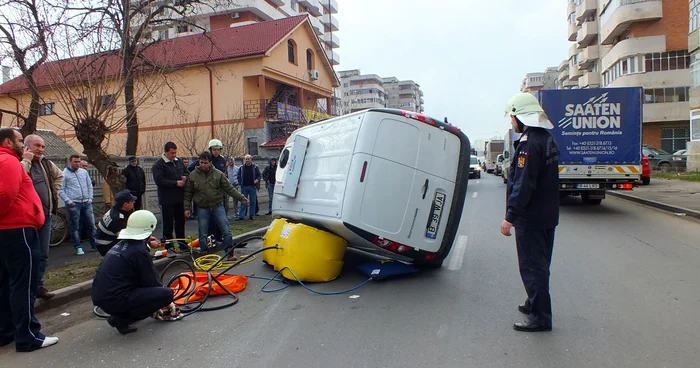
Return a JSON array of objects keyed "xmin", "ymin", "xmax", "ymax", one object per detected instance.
[
  {"xmin": 360, "ymin": 161, "xmax": 368, "ymax": 182},
  {"xmin": 372, "ymin": 236, "xmax": 414, "ymax": 254},
  {"xmin": 424, "ymin": 253, "xmax": 435, "ymax": 261}
]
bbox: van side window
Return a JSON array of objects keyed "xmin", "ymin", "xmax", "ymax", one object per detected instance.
[{"xmin": 279, "ymin": 148, "xmax": 290, "ymax": 169}]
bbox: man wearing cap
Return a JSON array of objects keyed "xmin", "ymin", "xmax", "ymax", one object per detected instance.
[
  {"xmin": 92, "ymin": 210, "xmax": 180, "ymax": 335},
  {"xmin": 501, "ymin": 92, "xmax": 560, "ymax": 333},
  {"xmin": 122, "ymin": 156, "xmax": 146, "ymax": 210},
  {"xmin": 95, "ymin": 189, "xmax": 137, "ymax": 256}
]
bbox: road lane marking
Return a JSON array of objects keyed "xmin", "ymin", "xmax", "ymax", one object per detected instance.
[
  {"xmin": 472, "ymin": 192, "xmax": 478, "ymax": 198},
  {"xmin": 476, "ymin": 180, "xmax": 480, "ymax": 184},
  {"xmin": 447, "ymin": 235, "xmax": 468, "ymax": 271},
  {"xmin": 437, "ymin": 324, "xmax": 448, "ymax": 338}
]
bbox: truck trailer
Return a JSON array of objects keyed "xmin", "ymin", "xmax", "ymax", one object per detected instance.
[
  {"xmin": 484, "ymin": 140, "xmax": 504, "ymax": 174},
  {"xmin": 534, "ymin": 87, "xmax": 643, "ymax": 205}
]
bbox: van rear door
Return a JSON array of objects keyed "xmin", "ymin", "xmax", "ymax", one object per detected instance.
[{"xmin": 356, "ymin": 114, "xmax": 461, "ymax": 253}]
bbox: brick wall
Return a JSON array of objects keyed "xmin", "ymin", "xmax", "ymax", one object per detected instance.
[
  {"xmin": 628, "ymin": 0, "xmax": 689, "ymax": 51},
  {"xmin": 642, "ymin": 121, "xmax": 689, "ymax": 149}
]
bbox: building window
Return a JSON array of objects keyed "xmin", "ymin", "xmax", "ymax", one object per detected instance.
[
  {"xmin": 660, "ymin": 127, "xmax": 689, "ymax": 152},
  {"xmin": 100, "ymin": 95, "xmax": 114, "ymax": 113},
  {"xmin": 306, "ymin": 49, "xmax": 314, "ymax": 70},
  {"xmin": 691, "ymin": 0, "xmax": 700, "ymax": 34},
  {"xmin": 38, "ymin": 103, "xmax": 54, "ymax": 116},
  {"xmin": 287, "ymin": 40, "xmax": 297, "ymax": 64},
  {"xmin": 643, "ymin": 87, "xmax": 690, "ymax": 104},
  {"xmin": 691, "ymin": 54, "xmax": 700, "ymax": 88},
  {"xmin": 691, "ymin": 109, "xmax": 700, "ymax": 141},
  {"xmin": 247, "ymin": 137, "xmax": 259, "ymax": 156},
  {"xmin": 644, "ymin": 50, "xmax": 690, "ymax": 72}
]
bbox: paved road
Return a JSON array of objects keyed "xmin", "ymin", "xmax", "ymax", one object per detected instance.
[{"xmin": 2, "ymin": 174, "xmax": 700, "ymax": 367}]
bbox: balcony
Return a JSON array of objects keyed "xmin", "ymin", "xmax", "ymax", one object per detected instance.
[
  {"xmin": 579, "ymin": 44, "xmax": 600, "ymax": 69},
  {"xmin": 568, "ymin": 23, "xmax": 578, "ymax": 42},
  {"xmin": 575, "ymin": 0, "xmax": 597, "ymax": 25},
  {"xmin": 579, "ymin": 71, "xmax": 601, "ymax": 88},
  {"xmin": 321, "ymin": 32, "xmax": 340, "ymax": 48},
  {"xmin": 299, "ymin": 0, "xmax": 322, "ymax": 16},
  {"xmin": 321, "ymin": 0, "xmax": 338, "ymax": 14},
  {"xmin": 524, "ymin": 77, "xmax": 544, "ymax": 90},
  {"xmin": 302, "ymin": 12, "xmax": 324, "ymax": 34},
  {"xmin": 576, "ymin": 20, "xmax": 598, "ymax": 48},
  {"xmin": 268, "ymin": 0, "xmax": 285, "ymax": 5},
  {"xmin": 569, "ymin": 43, "xmax": 581, "ymax": 59},
  {"xmin": 601, "ymin": 35, "xmax": 664, "ymax": 71},
  {"xmin": 320, "ymin": 13, "xmax": 339, "ymax": 32},
  {"xmin": 558, "ymin": 69, "xmax": 570, "ymax": 81},
  {"xmin": 690, "ymin": 29, "xmax": 700, "ymax": 54},
  {"xmin": 569, "ymin": 65, "xmax": 583, "ymax": 80},
  {"xmin": 558, "ymin": 59, "xmax": 569, "ymax": 72},
  {"xmin": 563, "ymin": 79, "xmax": 579, "ymax": 88},
  {"xmin": 600, "ymin": 0, "xmax": 662, "ymax": 45}
]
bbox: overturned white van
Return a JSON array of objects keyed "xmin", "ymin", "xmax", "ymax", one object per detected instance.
[{"xmin": 271, "ymin": 108, "xmax": 471, "ymax": 267}]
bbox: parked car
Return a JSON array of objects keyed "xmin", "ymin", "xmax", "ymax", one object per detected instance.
[
  {"xmin": 642, "ymin": 145, "xmax": 686, "ymax": 171},
  {"xmin": 641, "ymin": 154, "xmax": 650, "ymax": 185},
  {"xmin": 469, "ymin": 155, "xmax": 481, "ymax": 179}
]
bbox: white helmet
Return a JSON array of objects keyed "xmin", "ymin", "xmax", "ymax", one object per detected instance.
[
  {"xmin": 504, "ymin": 92, "xmax": 553, "ymax": 129},
  {"xmin": 118, "ymin": 210, "xmax": 157, "ymax": 240},
  {"xmin": 208, "ymin": 139, "xmax": 223, "ymax": 149}
]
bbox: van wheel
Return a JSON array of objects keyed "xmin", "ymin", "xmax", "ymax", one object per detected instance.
[{"xmin": 642, "ymin": 177, "xmax": 650, "ymax": 185}]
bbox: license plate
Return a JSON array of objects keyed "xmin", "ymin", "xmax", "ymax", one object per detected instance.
[
  {"xmin": 425, "ymin": 192, "xmax": 447, "ymax": 239},
  {"xmin": 577, "ymin": 184, "xmax": 600, "ymax": 189}
]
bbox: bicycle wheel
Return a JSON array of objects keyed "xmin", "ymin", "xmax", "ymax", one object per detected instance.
[{"xmin": 49, "ymin": 211, "xmax": 69, "ymax": 247}]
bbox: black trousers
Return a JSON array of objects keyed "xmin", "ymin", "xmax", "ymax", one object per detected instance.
[
  {"xmin": 0, "ymin": 228, "xmax": 46, "ymax": 351},
  {"xmin": 515, "ymin": 227, "xmax": 555, "ymax": 328},
  {"xmin": 133, "ymin": 193, "xmax": 143, "ymax": 211},
  {"xmin": 97, "ymin": 287, "xmax": 174, "ymax": 323},
  {"xmin": 160, "ymin": 202, "xmax": 186, "ymax": 247}
]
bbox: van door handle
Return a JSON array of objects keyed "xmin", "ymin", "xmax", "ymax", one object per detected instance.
[{"xmin": 422, "ymin": 179, "xmax": 429, "ymax": 199}]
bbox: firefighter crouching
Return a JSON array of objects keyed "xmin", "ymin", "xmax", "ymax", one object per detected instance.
[{"xmin": 91, "ymin": 210, "xmax": 181, "ymax": 335}]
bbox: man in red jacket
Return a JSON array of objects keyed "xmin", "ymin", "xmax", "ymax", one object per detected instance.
[{"xmin": 0, "ymin": 128, "xmax": 58, "ymax": 352}]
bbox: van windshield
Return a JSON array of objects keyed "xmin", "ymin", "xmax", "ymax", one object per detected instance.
[{"xmin": 470, "ymin": 157, "xmax": 478, "ymax": 165}]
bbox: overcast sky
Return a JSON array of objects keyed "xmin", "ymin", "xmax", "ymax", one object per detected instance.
[{"xmin": 335, "ymin": 0, "xmax": 570, "ymax": 146}]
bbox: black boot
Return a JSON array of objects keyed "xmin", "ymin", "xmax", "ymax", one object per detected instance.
[{"xmin": 107, "ymin": 316, "xmax": 138, "ymax": 335}]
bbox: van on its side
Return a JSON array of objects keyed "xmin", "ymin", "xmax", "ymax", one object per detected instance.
[{"xmin": 271, "ymin": 108, "xmax": 471, "ymax": 267}]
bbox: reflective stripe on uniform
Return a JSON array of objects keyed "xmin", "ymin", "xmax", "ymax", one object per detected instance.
[{"xmin": 98, "ymin": 221, "xmax": 116, "ymax": 236}]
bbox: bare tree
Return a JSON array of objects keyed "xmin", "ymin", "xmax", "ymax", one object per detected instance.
[
  {"xmin": 171, "ymin": 104, "xmax": 202, "ymax": 156},
  {"xmin": 62, "ymin": 0, "xmax": 238, "ymax": 155},
  {"xmin": 217, "ymin": 103, "xmax": 246, "ymax": 158},
  {"xmin": 140, "ymin": 130, "xmax": 165, "ymax": 156},
  {"xmin": 0, "ymin": 0, "xmax": 63, "ymax": 136}
]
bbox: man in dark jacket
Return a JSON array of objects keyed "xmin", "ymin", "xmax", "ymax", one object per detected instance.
[
  {"xmin": 262, "ymin": 157, "xmax": 277, "ymax": 215},
  {"xmin": 92, "ymin": 210, "xmax": 180, "ymax": 335},
  {"xmin": 184, "ymin": 152, "xmax": 247, "ymax": 257},
  {"xmin": 122, "ymin": 156, "xmax": 146, "ymax": 210},
  {"xmin": 236, "ymin": 154, "xmax": 261, "ymax": 220},
  {"xmin": 95, "ymin": 190, "xmax": 136, "ymax": 256},
  {"xmin": 502, "ymin": 92, "xmax": 560, "ymax": 333},
  {"xmin": 152, "ymin": 142, "xmax": 189, "ymax": 251}
]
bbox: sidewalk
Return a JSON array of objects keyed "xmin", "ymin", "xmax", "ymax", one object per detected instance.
[
  {"xmin": 47, "ymin": 206, "xmax": 271, "ymax": 272},
  {"xmin": 607, "ymin": 178, "xmax": 700, "ymax": 218}
]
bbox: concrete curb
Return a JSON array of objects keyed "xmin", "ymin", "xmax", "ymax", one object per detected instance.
[
  {"xmin": 607, "ymin": 191, "xmax": 700, "ymax": 219},
  {"xmin": 34, "ymin": 227, "xmax": 269, "ymax": 314}
]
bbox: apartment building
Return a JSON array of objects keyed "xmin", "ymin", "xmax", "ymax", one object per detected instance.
[
  {"xmin": 382, "ymin": 77, "xmax": 425, "ymax": 112},
  {"xmin": 562, "ymin": 0, "xmax": 691, "ymax": 153},
  {"xmin": 338, "ymin": 70, "xmax": 425, "ymax": 114},
  {"xmin": 144, "ymin": 0, "xmax": 340, "ymax": 67},
  {"xmin": 521, "ymin": 68, "xmax": 560, "ymax": 93},
  {"xmin": 688, "ymin": 0, "xmax": 700, "ymax": 169}
]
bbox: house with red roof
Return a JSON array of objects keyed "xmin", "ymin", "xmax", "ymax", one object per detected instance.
[{"xmin": 0, "ymin": 15, "xmax": 339, "ymax": 156}]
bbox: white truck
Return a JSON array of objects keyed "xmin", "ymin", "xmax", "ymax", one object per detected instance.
[
  {"xmin": 271, "ymin": 108, "xmax": 471, "ymax": 267},
  {"xmin": 501, "ymin": 128, "xmax": 521, "ymax": 184},
  {"xmin": 484, "ymin": 140, "xmax": 504, "ymax": 174}
]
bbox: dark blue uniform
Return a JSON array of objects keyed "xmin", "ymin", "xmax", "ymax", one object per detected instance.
[
  {"xmin": 506, "ymin": 127, "xmax": 560, "ymax": 328},
  {"xmin": 92, "ymin": 240, "xmax": 173, "ymax": 324}
]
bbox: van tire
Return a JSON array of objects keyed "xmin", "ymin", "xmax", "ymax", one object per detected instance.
[{"xmin": 642, "ymin": 177, "xmax": 650, "ymax": 185}]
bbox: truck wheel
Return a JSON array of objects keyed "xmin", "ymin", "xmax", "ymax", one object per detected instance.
[{"xmin": 642, "ymin": 177, "xmax": 650, "ymax": 185}]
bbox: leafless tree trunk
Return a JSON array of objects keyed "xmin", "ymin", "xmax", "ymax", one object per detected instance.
[{"xmin": 171, "ymin": 104, "xmax": 202, "ymax": 156}]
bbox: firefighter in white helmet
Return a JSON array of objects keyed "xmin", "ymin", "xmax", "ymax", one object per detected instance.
[
  {"xmin": 501, "ymin": 92, "xmax": 560, "ymax": 333},
  {"xmin": 92, "ymin": 210, "xmax": 181, "ymax": 335}
]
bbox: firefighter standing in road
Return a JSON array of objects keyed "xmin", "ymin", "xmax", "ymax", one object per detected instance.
[{"xmin": 501, "ymin": 92, "xmax": 560, "ymax": 333}]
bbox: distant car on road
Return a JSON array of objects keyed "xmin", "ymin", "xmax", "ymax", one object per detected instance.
[
  {"xmin": 642, "ymin": 145, "xmax": 686, "ymax": 171},
  {"xmin": 469, "ymin": 155, "xmax": 481, "ymax": 179}
]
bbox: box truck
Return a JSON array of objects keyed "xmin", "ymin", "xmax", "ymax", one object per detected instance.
[
  {"xmin": 501, "ymin": 128, "xmax": 521, "ymax": 184},
  {"xmin": 484, "ymin": 140, "xmax": 504, "ymax": 174},
  {"xmin": 534, "ymin": 87, "xmax": 643, "ymax": 205},
  {"xmin": 271, "ymin": 108, "xmax": 471, "ymax": 267}
]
